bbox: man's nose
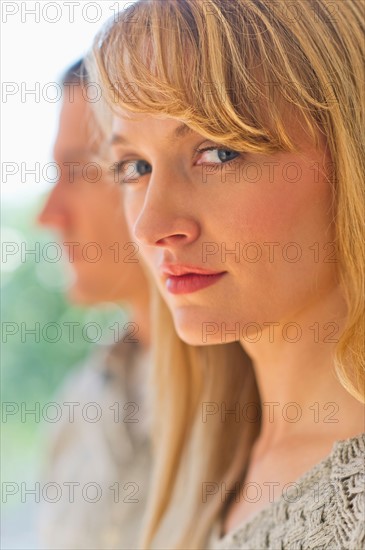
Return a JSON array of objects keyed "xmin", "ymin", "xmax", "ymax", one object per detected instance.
[{"xmin": 37, "ymin": 180, "xmax": 68, "ymax": 230}]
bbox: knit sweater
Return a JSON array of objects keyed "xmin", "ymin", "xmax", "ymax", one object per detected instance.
[{"xmin": 208, "ymin": 433, "xmax": 365, "ymax": 550}]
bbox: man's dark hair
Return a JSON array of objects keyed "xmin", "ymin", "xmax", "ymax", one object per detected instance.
[{"xmin": 61, "ymin": 58, "xmax": 88, "ymax": 86}]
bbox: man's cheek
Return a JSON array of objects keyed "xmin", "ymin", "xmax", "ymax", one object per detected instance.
[{"xmin": 124, "ymin": 200, "xmax": 141, "ymax": 236}]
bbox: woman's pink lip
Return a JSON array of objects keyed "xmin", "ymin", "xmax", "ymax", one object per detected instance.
[
  {"xmin": 161, "ymin": 264, "xmax": 225, "ymax": 276},
  {"xmin": 165, "ymin": 272, "xmax": 227, "ymax": 295}
]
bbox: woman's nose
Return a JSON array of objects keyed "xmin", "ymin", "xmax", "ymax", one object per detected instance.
[{"xmin": 133, "ymin": 173, "xmax": 200, "ymax": 249}]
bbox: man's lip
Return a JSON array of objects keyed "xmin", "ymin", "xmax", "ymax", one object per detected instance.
[{"xmin": 161, "ymin": 264, "xmax": 226, "ymax": 278}]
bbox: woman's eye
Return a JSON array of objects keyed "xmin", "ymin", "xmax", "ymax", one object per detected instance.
[
  {"xmin": 196, "ymin": 147, "xmax": 240, "ymax": 165},
  {"xmin": 114, "ymin": 159, "xmax": 152, "ymax": 184}
]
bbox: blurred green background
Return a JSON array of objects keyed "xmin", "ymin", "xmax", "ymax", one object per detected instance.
[{"xmin": 1, "ymin": 197, "xmax": 123, "ymax": 548}]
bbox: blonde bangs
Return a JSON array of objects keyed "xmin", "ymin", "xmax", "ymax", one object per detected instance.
[{"xmin": 91, "ymin": 0, "xmax": 338, "ymax": 154}]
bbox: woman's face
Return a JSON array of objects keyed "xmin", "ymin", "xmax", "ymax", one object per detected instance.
[{"xmin": 112, "ymin": 112, "xmax": 336, "ymax": 345}]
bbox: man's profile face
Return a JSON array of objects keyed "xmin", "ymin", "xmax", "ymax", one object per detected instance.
[{"xmin": 38, "ymin": 85, "xmax": 144, "ymax": 305}]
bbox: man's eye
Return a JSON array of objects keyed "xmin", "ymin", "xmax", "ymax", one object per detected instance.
[
  {"xmin": 113, "ymin": 160, "xmax": 152, "ymax": 184},
  {"xmin": 196, "ymin": 147, "xmax": 241, "ymax": 164}
]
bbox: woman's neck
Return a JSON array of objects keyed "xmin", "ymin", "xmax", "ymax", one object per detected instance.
[{"xmin": 240, "ymin": 285, "xmax": 364, "ymax": 449}]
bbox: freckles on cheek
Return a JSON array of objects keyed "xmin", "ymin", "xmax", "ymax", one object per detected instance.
[
  {"xmin": 230, "ymin": 164, "xmax": 332, "ymax": 244},
  {"xmin": 225, "ymin": 192, "xmax": 294, "ymax": 244}
]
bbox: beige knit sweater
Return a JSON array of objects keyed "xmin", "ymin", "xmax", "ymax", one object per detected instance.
[{"xmin": 208, "ymin": 433, "xmax": 365, "ymax": 550}]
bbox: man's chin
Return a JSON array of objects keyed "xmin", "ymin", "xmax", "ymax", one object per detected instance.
[{"xmin": 67, "ymin": 285, "xmax": 101, "ymax": 306}]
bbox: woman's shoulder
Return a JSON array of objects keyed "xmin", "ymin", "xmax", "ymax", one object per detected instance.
[
  {"xmin": 330, "ymin": 432, "xmax": 365, "ymax": 548},
  {"xmin": 330, "ymin": 430, "xmax": 365, "ymax": 472},
  {"xmin": 208, "ymin": 432, "xmax": 365, "ymax": 550}
]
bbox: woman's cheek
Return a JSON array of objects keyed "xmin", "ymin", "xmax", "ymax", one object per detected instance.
[{"xmin": 207, "ymin": 156, "xmax": 331, "ymax": 254}]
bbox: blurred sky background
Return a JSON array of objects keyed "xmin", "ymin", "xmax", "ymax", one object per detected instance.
[
  {"xmin": 1, "ymin": 2, "xmax": 134, "ymax": 548},
  {"xmin": 2, "ymin": 0, "xmax": 134, "ymax": 203}
]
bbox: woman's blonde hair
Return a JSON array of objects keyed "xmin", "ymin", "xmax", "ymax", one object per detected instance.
[{"xmin": 89, "ymin": 1, "xmax": 365, "ymax": 547}]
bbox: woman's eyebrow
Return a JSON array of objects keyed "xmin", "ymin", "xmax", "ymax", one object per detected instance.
[{"xmin": 173, "ymin": 123, "xmax": 193, "ymax": 139}]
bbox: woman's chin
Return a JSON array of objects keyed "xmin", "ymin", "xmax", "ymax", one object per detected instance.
[{"xmin": 172, "ymin": 309, "xmax": 238, "ymax": 347}]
